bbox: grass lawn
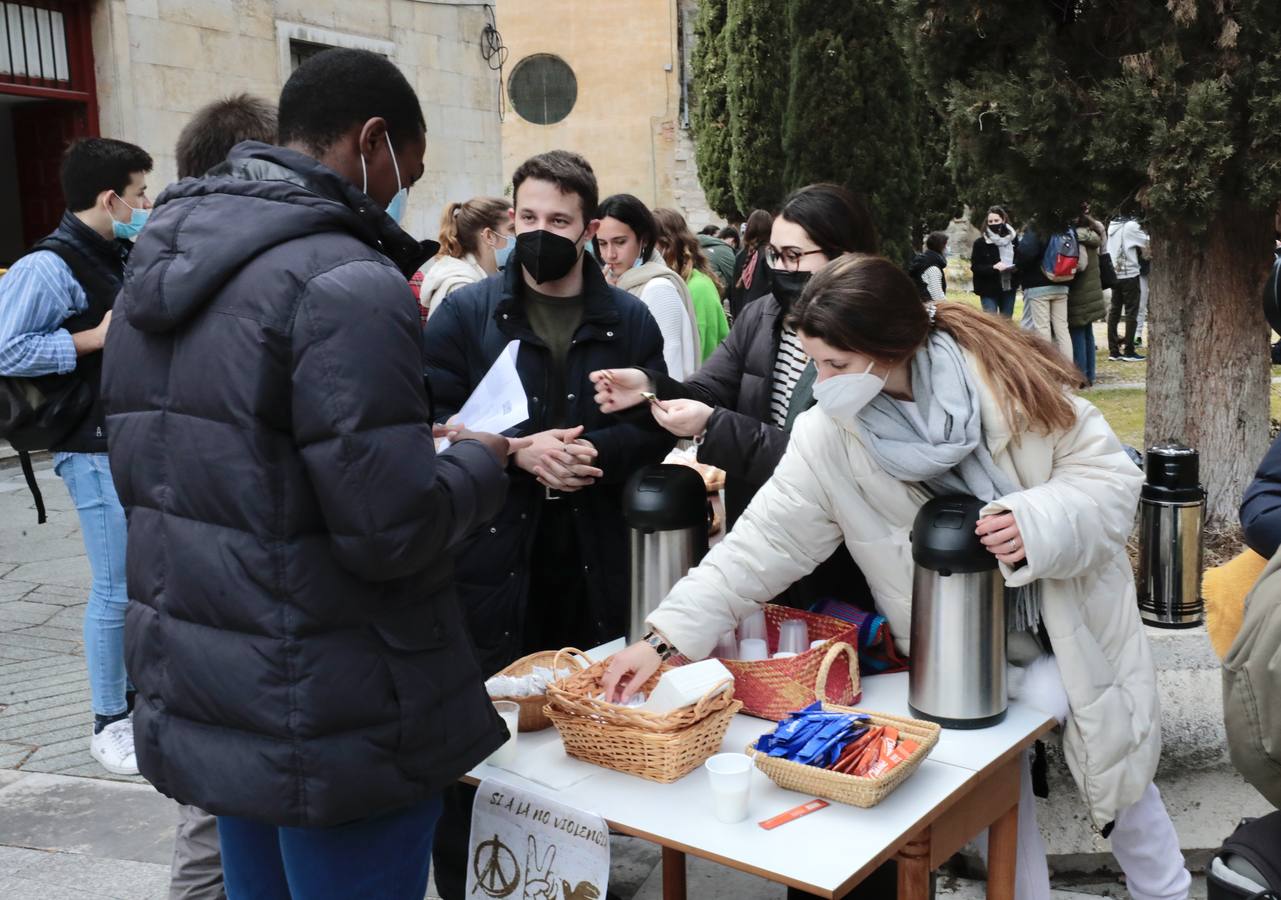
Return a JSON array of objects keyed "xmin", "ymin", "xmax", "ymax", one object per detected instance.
[{"xmin": 945, "ymin": 288, "xmax": 1281, "ymax": 447}]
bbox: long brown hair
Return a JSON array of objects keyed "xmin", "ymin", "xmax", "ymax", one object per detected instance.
[
  {"xmin": 789, "ymin": 254, "xmax": 1085, "ymax": 434},
  {"xmin": 742, "ymin": 209, "xmax": 773, "ymax": 254},
  {"xmin": 436, "ymin": 196, "xmax": 509, "ymax": 259},
  {"xmin": 653, "ymin": 207, "xmax": 719, "ymax": 288}
]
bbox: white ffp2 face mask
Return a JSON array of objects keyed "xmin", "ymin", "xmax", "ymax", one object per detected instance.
[{"xmin": 813, "ymin": 361, "xmax": 886, "ymax": 422}]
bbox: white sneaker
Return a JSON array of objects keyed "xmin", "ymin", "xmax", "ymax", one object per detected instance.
[{"xmin": 90, "ymin": 718, "xmax": 139, "ymax": 775}]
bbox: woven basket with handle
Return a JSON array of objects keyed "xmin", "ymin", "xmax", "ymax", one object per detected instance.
[
  {"xmin": 716, "ymin": 606, "xmax": 862, "ymax": 721},
  {"xmin": 543, "ymin": 647, "xmax": 742, "ymax": 783},
  {"xmin": 747, "ymin": 706, "xmax": 940, "ymax": 808},
  {"xmin": 489, "ymin": 650, "xmax": 585, "ymax": 732}
]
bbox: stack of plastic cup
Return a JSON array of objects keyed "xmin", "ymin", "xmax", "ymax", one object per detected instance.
[
  {"xmin": 737, "ymin": 638, "xmax": 768, "ymax": 661},
  {"xmin": 711, "ymin": 631, "xmax": 740, "ymax": 660},
  {"xmin": 739, "ymin": 610, "xmax": 767, "ymax": 644},
  {"xmin": 778, "ymin": 619, "xmax": 810, "ymax": 655}
]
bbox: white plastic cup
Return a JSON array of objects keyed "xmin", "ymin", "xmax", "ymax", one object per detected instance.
[
  {"xmin": 705, "ymin": 753, "xmax": 753, "ymax": 823},
  {"xmin": 772, "ymin": 651, "xmax": 797, "ymax": 659},
  {"xmin": 488, "ymin": 700, "xmax": 520, "ymax": 768},
  {"xmin": 779, "ymin": 619, "xmax": 810, "ymax": 655},
  {"xmin": 810, "ymin": 639, "xmax": 828, "ymax": 651},
  {"xmin": 739, "ymin": 609, "xmax": 767, "ymax": 643},
  {"xmin": 737, "ymin": 638, "xmax": 768, "ymax": 661}
]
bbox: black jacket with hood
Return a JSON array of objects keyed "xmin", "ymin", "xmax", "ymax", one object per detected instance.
[{"xmin": 102, "ymin": 142, "xmax": 510, "ymax": 827}]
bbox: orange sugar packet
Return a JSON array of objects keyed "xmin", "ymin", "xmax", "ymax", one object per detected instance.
[{"xmin": 866, "ymin": 739, "xmax": 921, "ymax": 779}]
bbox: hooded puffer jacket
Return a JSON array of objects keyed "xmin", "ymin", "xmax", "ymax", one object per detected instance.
[
  {"xmin": 1068, "ymin": 227, "xmax": 1107, "ymax": 327},
  {"xmin": 102, "ymin": 142, "xmax": 510, "ymax": 827}
]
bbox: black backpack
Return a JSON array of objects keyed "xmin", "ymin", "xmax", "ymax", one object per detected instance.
[
  {"xmin": 1207, "ymin": 812, "xmax": 1281, "ymax": 900},
  {"xmin": 0, "ymin": 371, "xmax": 93, "ymax": 523}
]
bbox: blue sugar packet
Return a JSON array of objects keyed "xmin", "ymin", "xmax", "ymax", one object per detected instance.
[{"xmin": 755, "ymin": 703, "xmax": 871, "ymax": 764}]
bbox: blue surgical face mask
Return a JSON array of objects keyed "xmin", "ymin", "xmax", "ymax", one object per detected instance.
[
  {"xmin": 361, "ymin": 133, "xmax": 408, "ymax": 223},
  {"xmin": 111, "ymin": 194, "xmax": 149, "ymax": 240},
  {"xmin": 492, "ymin": 233, "xmax": 514, "ymax": 270}
]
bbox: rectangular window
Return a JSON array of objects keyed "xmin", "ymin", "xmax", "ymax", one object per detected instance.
[{"xmin": 0, "ymin": 2, "xmax": 70, "ymax": 84}]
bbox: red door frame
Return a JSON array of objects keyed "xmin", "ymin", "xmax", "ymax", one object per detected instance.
[{"xmin": 1, "ymin": 0, "xmax": 99, "ymax": 135}]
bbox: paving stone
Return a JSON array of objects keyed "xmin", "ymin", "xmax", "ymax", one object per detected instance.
[
  {"xmin": 0, "ymin": 599, "xmax": 69, "ymax": 628},
  {"xmin": 0, "ymin": 874, "xmax": 104, "ymax": 899},
  {"xmin": 5, "ymin": 558, "xmax": 92, "ymax": 591},
  {"xmin": 0, "ymin": 741, "xmax": 35, "ymax": 768},
  {"xmin": 0, "ymin": 773, "xmax": 175, "ymax": 865},
  {"xmin": 0, "ymin": 845, "xmax": 49, "ymax": 877},
  {"xmin": 0, "ymin": 538, "xmax": 102, "ymax": 566},
  {"xmin": 7, "ymin": 849, "xmax": 171, "ymax": 899},
  {"xmin": 0, "ymin": 580, "xmax": 39, "ymax": 602}
]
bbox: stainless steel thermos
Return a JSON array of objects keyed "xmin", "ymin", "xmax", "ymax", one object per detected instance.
[
  {"xmin": 908, "ymin": 495, "xmax": 1008, "ymax": 729},
  {"xmin": 622, "ymin": 464, "xmax": 709, "ymax": 643},
  {"xmin": 1137, "ymin": 442, "xmax": 1205, "ymax": 628}
]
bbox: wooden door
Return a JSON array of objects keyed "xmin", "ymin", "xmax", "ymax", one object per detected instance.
[{"xmin": 11, "ymin": 100, "xmax": 90, "ymax": 247}]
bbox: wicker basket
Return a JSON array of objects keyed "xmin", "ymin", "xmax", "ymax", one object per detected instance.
[
  {"xmin": 715, "ymin": 606, "xmax": 862, "ymax": 721},
  {"xmin": 488, "ymin": 650, "xmax": 585, "ymax": 732},
  {"xmin": 747, "ymin": 706, "xmax": 940, "ymax": 808},
  {"xmin": 544, "ymin": 648, "xmax": 735, "ymax": 734},
  {"xmin": 543, "ymin": 647, "xmax": 743, "ymax": 783}
]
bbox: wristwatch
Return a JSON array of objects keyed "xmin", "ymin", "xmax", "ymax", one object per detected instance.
[{"xmin": 642, "ymin": 630, "xmax": 678, "ymax": 661}]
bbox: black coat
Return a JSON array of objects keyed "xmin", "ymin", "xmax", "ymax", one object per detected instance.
[
  {"xmin": 647, "ymin": 294, "xmax": 871, "ymax": 610},
  {"xmin": 102, "ymin": 143, "xmax": 510, "ymax": 827},
  {"xmin": 970, "ymin": 235, "xmax": 1018, "ymax": 298},
  {"xmin": 1243, "ymin": 434, "xmax": 1281, "ymax": 559},
  {"xmin": 729, "ymin": 247, "xmax": 773, "ymax": 320},
  {"xmin": 1015, "ymin": 229, "xmax": 1056, "ymax": 291},
  {"xmin": 422, "ymin": 259, "xmax": 675, "ymax": 675}
]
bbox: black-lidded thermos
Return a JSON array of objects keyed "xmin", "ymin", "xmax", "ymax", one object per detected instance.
[
  {"xmin": 908, "ymin": 495, "xmax": 1008, "ymax": 729},
  {"xmin": 621, "ymin": 464, "xmax": 709, "ymax": 643},
  {"xmin": 1137, "ymin": 442, "xmax": 1205, "ymax": 628}
]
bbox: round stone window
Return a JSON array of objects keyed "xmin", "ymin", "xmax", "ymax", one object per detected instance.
[{"xmin": 508, "ymin": 54, "xmax": 578, "ymax": 125}]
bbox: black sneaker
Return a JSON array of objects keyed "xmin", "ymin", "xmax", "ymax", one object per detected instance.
[
  {"xmin": 1123, "ymin": 352, "xmax": 1146, "ymax": 361},
  {"xmin": 1108, "ymin": 354, "xmax": 1123, "ymax": 362}
]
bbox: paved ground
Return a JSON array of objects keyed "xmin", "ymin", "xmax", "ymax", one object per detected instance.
[{"xmin": 0, "ymin": 457, "xmax": 1210, "ymax": 898}]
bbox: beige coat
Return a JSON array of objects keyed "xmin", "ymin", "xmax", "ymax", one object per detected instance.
[{"xmin": 647, "ymin": 356, "xmax": 1159, "ymax": 828}]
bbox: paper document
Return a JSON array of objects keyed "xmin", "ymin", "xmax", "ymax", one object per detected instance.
[{"xmin": 437, "ymin": 340, "xmax": 528, "ymax": 451}]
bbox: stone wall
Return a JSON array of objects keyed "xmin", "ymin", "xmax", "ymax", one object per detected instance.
[{"xmin": 89, "ymin": 0, "xmax": 504, "ymax": 241}]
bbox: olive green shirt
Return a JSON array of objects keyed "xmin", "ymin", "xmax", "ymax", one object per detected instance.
[{"xmin": 525, "ymin": 287, "xmax": 584, "ymax": 427}]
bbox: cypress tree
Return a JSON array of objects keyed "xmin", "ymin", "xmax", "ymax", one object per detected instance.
[
  {"xmin": 916, "ymin": 0, "xmax": 1281, "ymax": 523},
  {"xmin": 725, "ymin": 0, "xmax": 788, "ymax": 213},
  {"xmin": 690, "ymin": 0, "xmax": 741, "ymax": 221},
  {"xmin": 781, "ymin": 0, "xmax": 925, "ymax": 265}
]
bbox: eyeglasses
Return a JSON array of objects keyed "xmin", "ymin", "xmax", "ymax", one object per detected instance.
[{"xmin": 766, "ymin": 244, "xmax": 828, "ymax": 272}]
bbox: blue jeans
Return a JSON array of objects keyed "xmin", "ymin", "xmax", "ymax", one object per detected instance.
[
  {"xmin": 1070, "ymin": 325, "xmax": 1097, "ymax": 385},
  {"xmin": 218, "ymin": 796, "xmax": 443, "ymax": 900},
  {"xmin": 980, "ymin": 290, "xmax": 1017, "ymax": 318},
  {"xmin": 54, "ymin": 451, "xmax": 129, "ymax": 717}
]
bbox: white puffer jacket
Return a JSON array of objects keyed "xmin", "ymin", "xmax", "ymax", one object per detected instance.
[{"xmin": 647, "ymin": 354, "xmax": 1159, "ymax": 829}]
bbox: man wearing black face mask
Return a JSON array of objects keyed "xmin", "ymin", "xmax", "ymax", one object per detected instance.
[{"xmin": 422, "ymin": 150, "xmax": 675, "ymax": 900}]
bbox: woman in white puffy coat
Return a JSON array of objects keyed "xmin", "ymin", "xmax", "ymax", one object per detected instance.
[{"xmin": 599, "ymin": 254, "xmax": 1190, "ymax": 900}]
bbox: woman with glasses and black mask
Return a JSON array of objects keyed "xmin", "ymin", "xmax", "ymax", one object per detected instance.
[{"xmin": 590, "ymin": 183, "xmax": 878, "ymax": 612}]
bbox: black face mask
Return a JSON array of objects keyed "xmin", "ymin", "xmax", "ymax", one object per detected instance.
[
  {"xmin": 991, "ymin": 223, "xmax": 1010, "ymax": 236},
  {"xmin": 516, "ymin": 228, "xmax": 585, "ymax": 284},
  {"xmin": 770, "ymin": 269, "xmax": 812, "ymax": 312}
]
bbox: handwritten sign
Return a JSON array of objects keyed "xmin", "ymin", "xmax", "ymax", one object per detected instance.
[{"xmin": 467, "ymin": 778, "xmax": 610, "ymax": 900}]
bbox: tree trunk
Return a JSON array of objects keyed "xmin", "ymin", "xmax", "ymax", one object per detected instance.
[{"xmin": 1146, "ymin": 206, "xmax": 1273, "ymax": 525}]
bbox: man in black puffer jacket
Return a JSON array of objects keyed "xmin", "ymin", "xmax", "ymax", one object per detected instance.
[{"xmin": 102, "ymin": 49, "xmax": 517, "ymax": 897}]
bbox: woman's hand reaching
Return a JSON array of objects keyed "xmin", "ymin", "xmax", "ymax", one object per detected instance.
[
  {"xmin": 590, "ymin": 368, "xmax": 651, "ymax": 413},
  {"xmin": 600, "ymin": 641, "xmax": 663, "ymax": 703},
  {"xmin": 976, "ymin": 512, "xmax": 1026, "ymax": 566}
]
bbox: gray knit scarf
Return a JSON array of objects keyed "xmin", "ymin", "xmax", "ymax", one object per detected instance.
[{"xmin": 854, "ymin": 330, "xmax": 1041, "ymax": 632}]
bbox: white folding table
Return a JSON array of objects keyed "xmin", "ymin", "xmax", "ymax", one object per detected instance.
[{"xmin": 465, "ymin": 670, "xmax": 1054, "ymax": 899}]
